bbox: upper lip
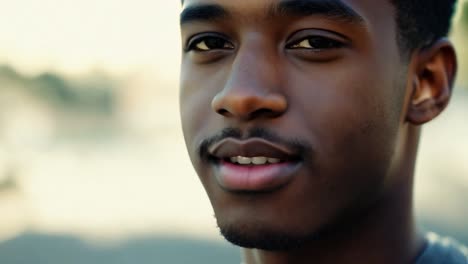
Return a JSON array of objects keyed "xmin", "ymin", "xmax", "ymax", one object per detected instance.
[{"xmin": 208, "ymin": 138, "xmax": 299, "ymax": 161}]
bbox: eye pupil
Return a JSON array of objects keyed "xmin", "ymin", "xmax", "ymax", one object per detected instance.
[
  {"xmin": 192, "ymin": 37, "xmax": 232, "ymax": 51},
  {"xmin": 308, "ymin": 37, "xmax": 338, "ymax": 49},
  {"xmin": 205, "ymin": 38, "xmax": 226, "ymax": 49},
  {"xmin": 288, "ymin": 36, "xmax": 342, "ymax": 50},
  {"xmin": 191, "ymin": 36, "xmax": 233, "ymax": 51},
  {"xmin": 309, "ymin": 37, "xmax": 326, "ymax": 48}
]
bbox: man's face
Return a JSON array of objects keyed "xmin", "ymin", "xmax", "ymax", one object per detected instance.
[{"xmin": 180, "ymin": 0, "xmax": 408, "ymax": 249}]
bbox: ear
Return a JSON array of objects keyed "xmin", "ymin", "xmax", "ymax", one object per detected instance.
[{"xmin": 406, "ymin": 39, "xmax": 457, "ymax": 125}]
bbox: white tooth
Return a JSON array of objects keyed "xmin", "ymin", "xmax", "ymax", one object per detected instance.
[
  {"xmin": 267, "ymin": 158, "xmax": 281, "ymax": 164},
  {"xmin": 237, "ymin": 156, "xmax": 252, "ymax": 165},
  {"xmin": 252, "ymin": 157, "xmax": 268, "ymax": 165},
  {"xmin": 230, "ymin": 157, "xmax": 238, "ymax": 163}
]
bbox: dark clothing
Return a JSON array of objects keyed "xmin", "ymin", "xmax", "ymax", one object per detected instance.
[{"xmin": 416, "ymin": 233, "xmax": 468, "ymax": 264}]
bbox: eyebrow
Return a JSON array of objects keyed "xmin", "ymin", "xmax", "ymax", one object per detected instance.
[
  {"xmin": 273, "ymin": 0, "xmax": 365, "ymax": 25},
  {"xmin": 180, "ymin": 4, "xmax": 228, "ymax": 25},
  {"xmin": 180, "ymin": 0, "xmax": 365, "ymax": 26}
]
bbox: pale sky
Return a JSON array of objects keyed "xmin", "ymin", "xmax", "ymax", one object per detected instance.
[
  {"xmin": 0, "ymin": 0, "xmax": 182, "ymax": 76},
  {"xmin": 0, "ymin": 0, "xmax": 466, "ymax": 77}
]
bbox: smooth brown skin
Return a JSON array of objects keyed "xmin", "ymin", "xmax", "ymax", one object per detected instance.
[{"xmin": 179, "ymin": 0, "xmax": 457, "ymax": 263}]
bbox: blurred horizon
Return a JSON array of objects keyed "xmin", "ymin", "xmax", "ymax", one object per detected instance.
[{"xmin": 1, "ymin": 1, "xmax": 468, "ymax": 263}]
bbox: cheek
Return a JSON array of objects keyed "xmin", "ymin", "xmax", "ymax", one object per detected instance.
[
  {"xmin": 288, "ymin": 62, "xmax": 402, "ymax": 190},
  {"xmin": 179, "ymin": 64, "xmax": 218, "ymax": 152},
  {"xmin": 289, "ymin": 55, "xmax": 401, "ymax": 147}
]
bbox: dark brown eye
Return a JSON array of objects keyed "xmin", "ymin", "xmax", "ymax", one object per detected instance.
[
  {"xmin": 288, "ymin": 36, "xmax": 343, "ymax": 50},
  {"xmin": 188, "ymin": 36, "xmax": 234, "ymax": 52}
]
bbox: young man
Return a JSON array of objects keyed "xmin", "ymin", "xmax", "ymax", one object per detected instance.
[{"xmin": 179, "ymin": 0, "xmax": 468, "ymax": 263}]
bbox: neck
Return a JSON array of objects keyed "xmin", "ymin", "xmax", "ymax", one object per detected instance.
[{"xmin": 242, "ymin": 127, "xmax": 426, "ymax": 264}]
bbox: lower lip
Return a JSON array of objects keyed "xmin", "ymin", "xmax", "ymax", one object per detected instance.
[{"xmin": 215, "ymin": 161, "xmax": 300, "ymax": 192}]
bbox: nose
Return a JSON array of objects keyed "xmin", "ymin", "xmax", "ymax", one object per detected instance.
[{"xmin": 211, "ymin": 43, "xmax": 287, "ymax": 120}]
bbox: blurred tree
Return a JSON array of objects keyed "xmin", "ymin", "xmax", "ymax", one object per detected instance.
[
  {"xmin": 462, "ymin": 1, "xmax": 468, "ymax": 27},
  {"xmin": 0, "ymin": 65, "xmax": 21, "ymax": 82},
  {"xmin": 33, "ymin": 72, "xmax": 76, "ymax": 106},
  {"xmin": 0, "ymin": 64, "xmax": 116, "ymax": 115},
  {"xmin": 0, "ymin": 173, "xmax": 17, "ymax": 193}
]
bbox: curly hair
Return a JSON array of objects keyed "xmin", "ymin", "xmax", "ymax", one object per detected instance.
[{"xmin": 391, "ymin": 0, "xmax": 458, "ymax": 56}]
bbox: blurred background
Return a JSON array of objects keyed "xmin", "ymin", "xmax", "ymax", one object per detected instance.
[{"xmin": 0, "ymin": 1, "xmax": 467, "ymax": 263}]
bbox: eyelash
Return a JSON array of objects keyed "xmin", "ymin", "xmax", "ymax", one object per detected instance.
[
  {"xmin": 286, "ymin": 36, "xmax": 344, "ymax": 50},
  {"xmin": 186, "ymin": 35, "xmax": 344, "ymax": 52},
  {"xmin": 186, "ymin": 35, "xmax": 234, "ymax": 52}
]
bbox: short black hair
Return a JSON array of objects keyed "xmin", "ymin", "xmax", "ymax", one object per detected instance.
[
  {"xmin": 391, "ymin": 0, "xmax": 458, "ymax": 56},
  {"xmin": 180, "ymin": 0, "xmax": 458, "ymax": 56}
]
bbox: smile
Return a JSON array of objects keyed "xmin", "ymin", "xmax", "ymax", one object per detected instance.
[
  {"xmin": 208, "ymin": 138, "xmax": 302, "ymax": 192},
  {"xmin": 228, "ymin": 156, "xmax": 281, "ymax": 165}
]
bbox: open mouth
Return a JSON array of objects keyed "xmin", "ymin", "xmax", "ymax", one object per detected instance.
[
  {"xmin": 207, "ymin": 138, "xmax": 302, "ymax": 192},
  {"xmin": 224, "ymin": 156, "xmax": 282, "ymax": 165}
]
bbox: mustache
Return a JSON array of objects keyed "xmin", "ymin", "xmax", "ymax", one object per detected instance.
[{"xmin": 197, "ymin": 127, "xmax": 313, "ymax": 161}]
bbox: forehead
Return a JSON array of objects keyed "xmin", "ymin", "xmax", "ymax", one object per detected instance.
[{"xmin": 181, "ymin": 0, "xmax": 395, "ymax": 26}]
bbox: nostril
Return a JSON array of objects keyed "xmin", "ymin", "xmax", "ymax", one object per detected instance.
[
  {"xmin": 217, "ymin": 109, "xmax": 230, "ymax": 116},
  {"xmin": 212, "ymin": 92, "xmax": 288, "ymax": 119},
  {"xmin": 251, "ymin": 108, "xmax": 277, "ymax": 119}
]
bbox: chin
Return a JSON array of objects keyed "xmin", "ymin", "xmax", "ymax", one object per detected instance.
[
  {"xmin": 214, "ymin": 196, "xmax": 375, "ymax": 251},
  {"xmin": 217, "ymin": 219, "xmax": 322, "ymax": 251}
]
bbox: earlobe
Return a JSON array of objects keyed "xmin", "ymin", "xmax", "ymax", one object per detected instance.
[{"xmin": 406, "ymin": 39, "xmax": 457, "ymax": 125}]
